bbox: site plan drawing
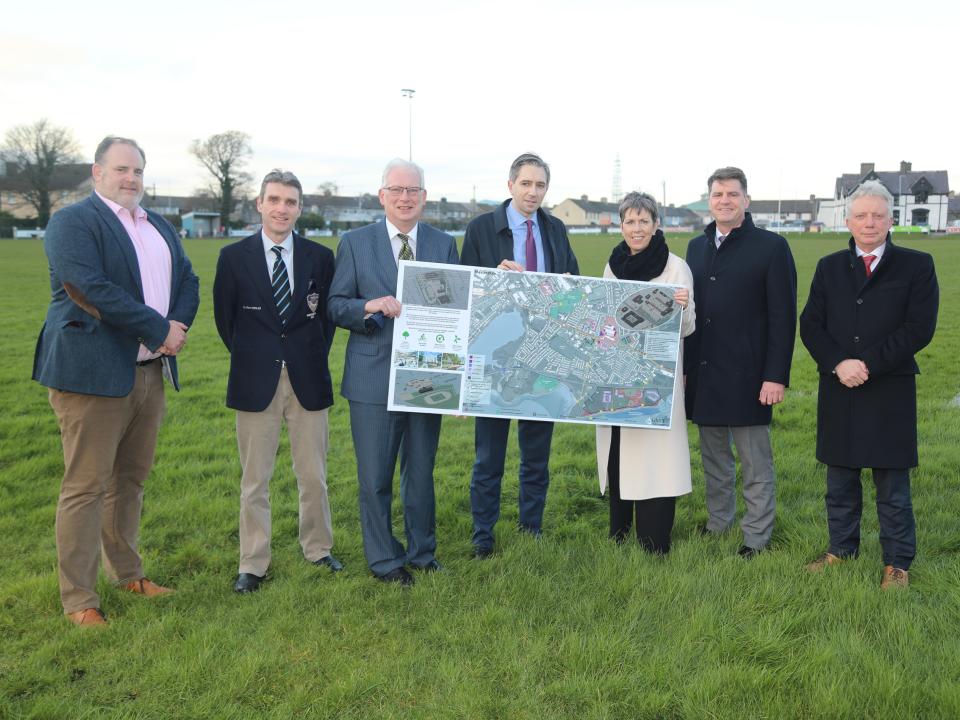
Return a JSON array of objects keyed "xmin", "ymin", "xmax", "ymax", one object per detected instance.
[{"xmin": 387, "ymin": 261, "xmax": 684, "ymax": 429}]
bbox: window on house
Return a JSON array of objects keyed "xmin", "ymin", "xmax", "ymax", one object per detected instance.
[
  {"xmin": 915, "ymin": 191, "xmax": 928, "ymax": 203},
  {"xmin": 911, "ymin": 209, "xmax": 929, "ymax": 226}
]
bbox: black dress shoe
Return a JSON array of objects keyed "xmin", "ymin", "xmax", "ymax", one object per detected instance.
[
  {"xmin": 234, "ymin": 573, "xmax": 265, "ymax": 593},
  {"xmin": 737, "ymin": 545, "xmax": 764, "ymax": 560},
  {"xmin": 473, "ymin": 545, "xmax": 494, "ymax": 559},
  {"xmin": 313, "ymin": 555, "xmax": 344, "ymax": 572},
  {"xmin": 416, "ymin": 559, "xmax": 443, "ymax": 573},
  {"xmin": 377, "ymin": 567, "xmax": 414, "ymax": 587}
]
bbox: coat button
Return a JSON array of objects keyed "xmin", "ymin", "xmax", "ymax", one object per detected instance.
[
  {"xmin": 853, "ymin": 336, "xmax": 860, "ymax": 343},
  {"xmin": 709, "ymin": 276, "xmax": 716, "ymax": 281},
  {"xmin": 706, "ymin": 318, "xmax": 711, "ymax": 324},
  {"xmin": 700, "ymin": 360, "xmax": 707, "ymax": 366},
  {"xmin": 281, "ymin": 333, "xmax": 286, "ymax": 339},
  {"xmin": 856, "ymin": 298, "xmax": 863, "ymax": 305}
]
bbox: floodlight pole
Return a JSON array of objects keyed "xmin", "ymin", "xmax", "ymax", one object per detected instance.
[{"xmin": 401, "ymin": 88, "xmax": 415, "ymax": 160}]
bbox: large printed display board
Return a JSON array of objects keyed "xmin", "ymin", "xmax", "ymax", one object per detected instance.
[{"xmin": 387, "ymin": 261, "xmax": 684, "ymax": 429}]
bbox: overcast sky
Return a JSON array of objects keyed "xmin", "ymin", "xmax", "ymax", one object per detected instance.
[{"xmin": 3, "ymin": 0, "xmax": 958, "ymax": 207}]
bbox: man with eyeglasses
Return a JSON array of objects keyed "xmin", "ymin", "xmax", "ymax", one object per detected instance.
[
  {"xmin": 459, "ymin": 152, "xmax": 579, "ymax": 558},
  {"xmin": 329, "ymin": 158, "xmax": 459, "ymax": 586}
]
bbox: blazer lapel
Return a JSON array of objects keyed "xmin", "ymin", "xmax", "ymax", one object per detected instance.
[
  {"xmin": 373, "ymin": 221, "xmax": 399, "ymax": 295},
  {"xmin": 290, "ymin": 234, "xmax": 312, "ymax": 315},
  {"xmin": 416, "ymin": 224, "xmax": 435, "ymax": 262},
  {"xmin": 242, "ymin": 234, "xmax": 281, "ymax": 324},
  {"xmin": 90, "ymin": 195, "xmax": 145, "ymax": 299}
]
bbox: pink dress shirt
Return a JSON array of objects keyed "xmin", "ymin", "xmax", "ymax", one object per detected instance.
[{"xmin": 96, "ymin": 192, "xmax": 172, "ymax": 360}]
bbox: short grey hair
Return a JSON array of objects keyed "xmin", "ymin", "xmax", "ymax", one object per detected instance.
[
  {"xmin": 259, "ymin": 169, "xmax": 303, "ymax": 205},
  {"xmin": 845, "ymin": 180, "xmax": 894, "ymax": 218},
  {"xmin": 94, "ymin": 136, "xmax": 146, "ymax": 165},
  {"xmin": 618, "ymin": 191, "xmax": 659, "ymax": 224},
  {"xmin": 707, "ymin": 166, "xmax": 747, "ymax": 194},
  {"xmin": 381, "ymin": 158, "xmax": 425, "ymax": 188},
  {"xmin": 509, "ymin": 152, "xmax": 550, "ymax": 186}
]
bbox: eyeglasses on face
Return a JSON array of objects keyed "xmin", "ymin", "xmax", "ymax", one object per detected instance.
[{"xmin": 383, "ymin": 186, "xmax": 423, "ymax": 197}]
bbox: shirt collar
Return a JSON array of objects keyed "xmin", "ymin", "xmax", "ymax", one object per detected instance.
[
  {"xmin": 261, "ymin": 229, "xmax": 294, "ymax": 255},
  {"xmin": 506, "ymin": 201, "xmax": 537, "ymax": 230},
  {"xmin": 96, "ymin": 190, "xmax": 146, "ymax": 220},
  {"xmin": 854, "ymin": 241, "xmax": 886, "ymax": 259},
  {"xmin": 386, "ymin": 219, "xmax": 418, "ymax": 243}
]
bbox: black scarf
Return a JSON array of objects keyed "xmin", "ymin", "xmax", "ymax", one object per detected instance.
[{"xmin": 608, "ymin": 229, "xmax": 669, "ymax": 281}]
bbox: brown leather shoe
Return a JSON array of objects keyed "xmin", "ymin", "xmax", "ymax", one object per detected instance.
[
  {"xmin": 66, "ymin": 607, "xmax": 108, "ymax": 626},
  {"xmin": 123, "ymin": 578, "xmax": 175, "ymax": 597},
  {"xmin": 806, "ymin": 552, "xmax": 844, "ymax": 572},
  {"xmin": 880, "ymin": 565, "xmax": 909, "ymax": 589}
]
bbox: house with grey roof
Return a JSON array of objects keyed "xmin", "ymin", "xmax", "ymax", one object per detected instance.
[
  {"xmin": 817, "ymin": 162, "xmax": 950, "ymax": 232},
  {"xmin": 552, "ymin": 195, "xmax": 620, "ymax": 228}
]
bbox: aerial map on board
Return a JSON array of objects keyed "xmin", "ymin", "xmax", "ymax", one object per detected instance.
[{"xmin": 387, "ymin": 262, "xmax": 683, "ymax": 429}]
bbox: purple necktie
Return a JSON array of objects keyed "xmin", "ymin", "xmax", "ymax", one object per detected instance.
[{"xmin": 525, "ymin": 219, "xmax": 538, "ymax": 272}]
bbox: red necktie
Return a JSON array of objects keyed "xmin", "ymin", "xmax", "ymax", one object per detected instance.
[
  {"xmin": 862, "ymin": 254, "xmax": 876, "ymax": 278},
  {"xmin": 525, "ymin": 219, "xmax": 538, "ymax": 272}
]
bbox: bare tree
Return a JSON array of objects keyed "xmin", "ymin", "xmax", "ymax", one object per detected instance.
[
  {"xmin": 2, "ymin": 118, "xmax": 81, "ymax": 226},
  {"xmin": 317, "ymin": 181, "xmax": 339, "ymax": 197},
  {"xmin": 189, "ymin": 131, "xmax": 253, "ymax": 230}
]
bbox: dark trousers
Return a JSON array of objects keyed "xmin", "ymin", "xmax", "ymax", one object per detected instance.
[
  {"xmin": 608, "ymin": 427, "xmax": 676, "ymax": 554},
  {"xmin": 349, "ymin": 401, "xmax": 441, "ymax": 576},
  {"xmin": 825, "ymin": 465, "xmax": 915, "ymax": 570},
  {"xmin": 470, "ymin": 417, "xmax": 554, "ymax": 550}
]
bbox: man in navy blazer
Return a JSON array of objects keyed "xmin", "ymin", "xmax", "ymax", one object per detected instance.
[
  {"xmin": 213, "ymin": 170, "xmax": 341, "ymax": 594},
  {"xmin": 459, "ymin": 152, "xmax": 580, "ymax": 557},
  {"xmin": 33, "ymin": 136, "xmax": 199, "ymax": 626},
  {"xmin": 801, "ymin": 180, "xmax": 938, "ymax": 589},
  {"xmin": 328, "ymin": 158, "xmax": 459, "ymax": 586}
]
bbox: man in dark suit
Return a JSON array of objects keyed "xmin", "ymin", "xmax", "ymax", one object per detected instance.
[
  {"xmin": 684, "ymin": 167, "xmax": 797, "ymax": 558},
  {"xmin": 213, "ymin": 170, "xmax": 341, "ymax": 594},
  {"xmin": 459, "ymin": 152, "xmax": 580, "ymax": 558},
  {"xmin": 328, "ymin": 159, "xmax": 459, "ymax": 586},
  {"xmin": 33, "ymin": 136, "xmax": 199, "ymax": 626},
  {"xmin": 800, "ymin": 180, "xmax": 938, "ymax": 589}
]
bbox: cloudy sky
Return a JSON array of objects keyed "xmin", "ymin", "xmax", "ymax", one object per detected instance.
[{"xmin": 3, "ymin": 0, "xmax": 958, "ymax": 206}]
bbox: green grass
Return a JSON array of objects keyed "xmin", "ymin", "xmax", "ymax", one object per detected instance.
[{"xmin": 1, "ymin": 232, "xmax": 959, "ymax": 718}]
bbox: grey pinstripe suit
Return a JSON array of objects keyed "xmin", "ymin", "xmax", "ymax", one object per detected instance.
[{"xmin": 328, "ymin": 220, "xmax": 459, "ymax": 575}]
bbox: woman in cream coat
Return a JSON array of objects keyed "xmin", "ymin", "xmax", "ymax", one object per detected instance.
[{"xmin": 596, "ymin": 191, "xmax": 695, "ymax": 554}]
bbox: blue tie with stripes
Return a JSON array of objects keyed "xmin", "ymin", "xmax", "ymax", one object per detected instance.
[{"xmin": 271, "ymin": 246, "xmax": 292, "ymax": 325}]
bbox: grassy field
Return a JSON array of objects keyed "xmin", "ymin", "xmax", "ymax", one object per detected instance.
[{"xmin": 1, "ymin": 231, "xmax": 959, "ymax": 719}]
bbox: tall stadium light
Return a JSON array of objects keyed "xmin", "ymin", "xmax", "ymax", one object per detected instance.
[{"xmin": 401, "ymin": 88, "xmax": 416, "ymax": 160}]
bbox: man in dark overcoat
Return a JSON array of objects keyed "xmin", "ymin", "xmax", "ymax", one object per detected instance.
[
  {"xmin": 800, "ymin": 180, "xmax": 938, "ymax": 589},
  {"xmin": 684, "ymin": 167, "xmax": 797, "ymax": 557}
]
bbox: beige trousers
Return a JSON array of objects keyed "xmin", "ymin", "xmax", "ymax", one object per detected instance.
[
  {"xmin": 49, "ymin": 362, "xmax": 166, "ymax": 614},
  {"xmin": 236, "ymin": 367, "xmax": 333, "ymax": 576}
]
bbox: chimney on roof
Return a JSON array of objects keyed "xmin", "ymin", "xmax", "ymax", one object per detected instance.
[
  {"xmin": 810, "ymin": 194, "xmax": 816, "ymax": 201},
  {"xmin": 860, "ymin": 163, "xmax": 875, "ymax": 175},
  {"xmin": 600, "ymin": 197, "xmax": 607, "ymax": 203},
  {"xmin": 580, "ymin": 194, "xmax": 588, "ymax": 201},
  {"xmin": 900, "ymin": 161, "xmax": 912, "ymax": 173}
]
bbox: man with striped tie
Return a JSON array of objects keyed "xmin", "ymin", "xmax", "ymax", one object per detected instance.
[
  {"xmin": 329, "ymin": 158, "xmax": 459, "ymax": 586},
  {"xmin": 213, "ymin": 170, "xmax": 341, "ymax": 593}
]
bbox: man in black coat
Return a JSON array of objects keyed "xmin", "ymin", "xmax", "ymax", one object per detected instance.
[
  {"xmin": 460, "ymin": 152, "xmax": 580, "ymax": 557},
  {"xmin": 800, "ymin": 180, "xmax": 938, "ymax": 589},
  {"xmin": 685, "ymin": 167, "xmax": 797, "ymax": 558},
  {"xmin": 213, "ymin": 170, "xmax": 342, "ymax": 593}
]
